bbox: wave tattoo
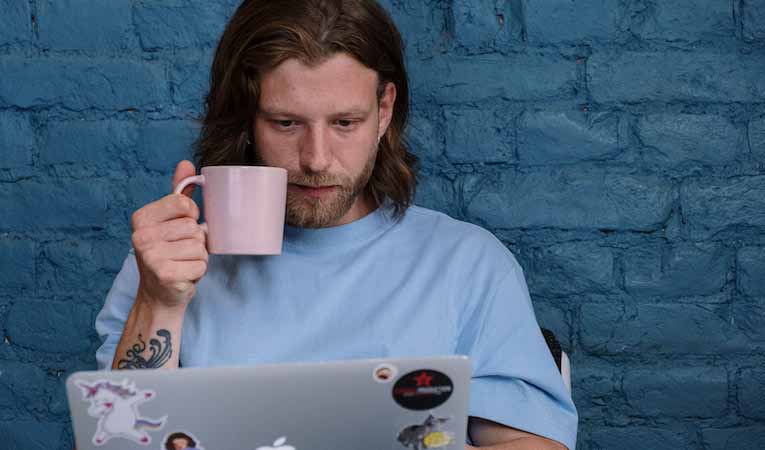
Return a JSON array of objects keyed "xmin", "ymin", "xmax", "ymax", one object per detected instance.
[{"xmin": 117, "ymin": 329, "xmax": 173, "ymax": 369}]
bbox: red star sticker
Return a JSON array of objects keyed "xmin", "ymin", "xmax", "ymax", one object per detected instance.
[{"xmin": 414, "ymin": 371, "xmax": 433, "ymax": 387}]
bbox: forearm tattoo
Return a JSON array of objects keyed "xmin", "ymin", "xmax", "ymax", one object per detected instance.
[{"xmin": 117, "ymin": 329, "xmax": 173, "ymax": 369}]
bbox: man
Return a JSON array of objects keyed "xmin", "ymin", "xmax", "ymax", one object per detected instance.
[
  {"xmin": 164, "ymin": 432, "xmax": 201, "ymax": 450},
  {"xmin": 95, "ymin": 1, "xmax": 577, "ymax": 449}
]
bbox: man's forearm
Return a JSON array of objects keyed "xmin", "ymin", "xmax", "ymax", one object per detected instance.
[
  {"xmin": 111, "ymin": 294, "xmax": 186, "ymax": 370},
  {"xmin": 466, "ymin": 437, "xmax": 567, "ymax": 450}
]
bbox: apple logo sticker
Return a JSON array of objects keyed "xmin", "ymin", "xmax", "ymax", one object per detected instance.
[{"xmin": 255, "ymin": 436, "xmax": 295, "ymax": 450}]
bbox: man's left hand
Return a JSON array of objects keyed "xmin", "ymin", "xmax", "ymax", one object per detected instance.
[{"xmin": 467, "ymin": 417, "xmax": 568, "ymax": 450}]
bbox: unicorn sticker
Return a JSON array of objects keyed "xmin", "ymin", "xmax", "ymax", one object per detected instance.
[{"xmin": 76, "ymin": 379, "xmax": 166, "ymax": 446}]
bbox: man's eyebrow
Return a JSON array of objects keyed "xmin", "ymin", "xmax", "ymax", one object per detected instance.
[
  {"xmin": 259, "ymin": 106, "xmax": 371, "ymax": 118},
  {"xmin": 258, "ymin": 107, "xmax": 301, "ymax": 117},
  {"xmin": 330, "ymin": 107, "xmax": 371, "ymax": 117}
]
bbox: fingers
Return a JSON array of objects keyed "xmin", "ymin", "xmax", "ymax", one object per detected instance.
[
  {"xmin": 162, "ymin": 239, "xmax": 208, "ymax": 262},
  {"xmin": 133, "ymin": 231, "xmax": 207, "ymax": 262},
  {"xmin": 139, "ymin": 241, "xmax": 208, "ymax": 279},
  {"xmin": 146, "ymin": 260, "xmax": 208, "ymax": 291},
  {"xmin": 172, "ymin": 160, "xmax": 197, "ymax": 198},
  {"xmin": 132, "ymin": 217, "xmax": 205, "ymax": 249},
  {"xmin": 132, "ymin": 194, "xmax": 200, "ymax": 230}
]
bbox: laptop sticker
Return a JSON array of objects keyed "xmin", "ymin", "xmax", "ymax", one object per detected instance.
[
  {"xmin": 76, "ymin": 379, "xmax": 166, "ymax": 446},
  {"xmin": 392, "ymin": 370, "xmax": 453, "ymax": 410},
  {"xmin": 373, "ymin": 363, "xmax": 398, "ymax": 383},
  {"xmin": 398, "ymin": 414, "xmax": 455, "ymax": 449},
  {"xmin": 162, "ymin": 430, "xmax": 205, "ymax": 450},
  {"xmin": 255, "ymin": 436, "xmax": 296, "ymax": 450}
]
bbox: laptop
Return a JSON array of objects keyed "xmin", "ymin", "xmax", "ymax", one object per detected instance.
[{"xmin": 66, "ymin": 356, "xmax": 472, "ymax": 450}]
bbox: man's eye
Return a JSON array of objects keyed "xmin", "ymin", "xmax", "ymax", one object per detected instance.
[
  {"xmin": 336, "ymin": 119, "xmax": 355, "ymax": 128},
  {"xmin": 274, "ymin": 120, "xmax": 295, "ymax": 128}
]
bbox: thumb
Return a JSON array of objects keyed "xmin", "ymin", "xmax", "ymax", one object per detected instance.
[{"xmin": 171, "ymin": 160, "xmax": 197, "ymax": 198}]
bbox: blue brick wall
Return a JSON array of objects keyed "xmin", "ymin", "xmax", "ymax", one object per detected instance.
[{"xmin": 0, "ymin": 1, "xmax": 763, "ymax": 449}]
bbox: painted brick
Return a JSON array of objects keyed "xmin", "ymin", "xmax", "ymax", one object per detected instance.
[
  {"xmin": 0, "ymin": 361, "xmax": 50, "ymax": 420},
  {"xmin": 0, "ymin": 379, "xmax": 15, "ymax": 419},
  {"xmin": 444, "ymin": 106, "xmax": 513, "ymax": 163},
  {"xmin": 738, "ymin": 247, "xmax": 765, "ymax": 297},
  {"xmin": 571, "ymin": 362, "xmax": 618, "ymax": 415},
  {"xmin": 170, "ymin": 53, "xmax": 213, "ymax": 111},
  {"xmin": 124, "ymin": 172, "xmax": 174, "ymax": 215},
  {"xmin": 42, "ymin": 120, "xmax": 138, "ymax": 166},
  {"xmin": 518, "ymin": 111, "xmax": 620, "ymax": 165},
  {"xmin": 589, "ymin": 51, "xmax": 765, "ymax": 103},
  {"xmin": 0, "ymin": 240, "xmax": 35, "ymax": 290},
  {"xmin": 406, "ymin": 110, "xmax": 443, "ymax": 163},
  {"xmin": 624, "ymin": 243, "xmax": 731, "ymax": 297},
  {"xmin": 750, "ymin": 115, "xmax": 765, "ymax": 162},
  {"xmin": 379, "ymin": 0, "xmax": 449, "ymax": 57},
  {"xmin": 410, "ymin": 53, "xmax": 576, "ymax": 104},
  {"xmin": 522, "ymin": 242, "xmax": 614, "ymax": 296},
  {"xmin": 38, "ymin": 239, "xmax": 127, "ymax": 294},
  {"xmin": 0, "ymin": 0, "xmax": 31, "ymax": 47},
  {"xmin": 0, "ymin": 112, "xmax": 34, "ymax": 169},
  {"xmin": 0, "ymin": 298, "xmax": 10, "ymax": 336},
  {"xmin": 741, "ymin": 0, "xmax": 765, "ymax": 42},
  {"xmin": 139, "ymin": 120, "xmax": 199, "ymax": 172},
  {"xmin": 586, "ymin": 426, "xmax": 690, "ymax": 450},
  {"xmin": 133, "ymin": 0, "xmax": 229, "ymax": 50},
  {"xmin": 580, "ymin": 303, "xmax": 748, "ymax": 354},
  {"xmin": 703, "ymin": 426, "xmax": 765, "ymax": 450},
  {"xmin": 451, "ymin": 0, "xmax": 522, "ymax": 50},
  {"xmin": 6, "ymin": 300, "xmax": 94, "ymax": 353},
  {"xmin": 639, "ymin": 0, "xmax": 734, "ymax": 42},
  {"xmin": 0, "ymin": 58, "xmax": 170, "ymax": 110},
  {"xmin": 0, "ymin": 421, "xmax": 65, "ymax": 450},
  {"xmin": 48, "ymin": 376, "xmax": 70, "ymax": 417},
  {"xmin": 732, "ymin": 302, "xmax": 765, "ymax": 345},
  {"xmin": 0, "ymin": 180, "xmax": 109, "ymax": 231},
  {"xmin": 37, "ymin": 0, "xmax": 135, "ymax": 51},
  {"xmin": 681, "ymin": 176, "xmax": 765, "ymax": 239},
  {"xmin": 638, "ymin": 114, "xmax": 740, "ymax": 166},
  {"xmin": 623, "ymin": 366, "xmax": 727, "ymax": 417},
  {"xmin": 414, "ymin": 173, "xmax": 456, "ymax": 217},
  {"xmin": 465, "ymin": 169, "xmax": 673, "ymax": 231},
  {"xmin": 533, "ymin": 302, "xmax": 569, "ymax": 348},
  {"xmin": 739, "ymin": 368, "xmax": 765, "ymax": 419},
  {"xmin": 526, "ymin": 0, "xmax": 620, "ymax": 43}
]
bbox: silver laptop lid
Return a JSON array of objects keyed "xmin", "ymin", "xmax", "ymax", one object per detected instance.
[{"xmin": 66, "ymin": 356, "xmax": 472, "ymax": 450}]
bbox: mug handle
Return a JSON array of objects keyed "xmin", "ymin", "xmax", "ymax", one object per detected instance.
[{"xmin": 173, "ymin": 174, "xmax": 209, "ymax": 234}]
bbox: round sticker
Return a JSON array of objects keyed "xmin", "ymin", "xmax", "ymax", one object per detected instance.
[
  {"xmin": 373, "ymin": 363, "xmax": 398, "ymax": 383},
  {"xmin": 392, "ymin": 369, "xmax": 453, "ymax": 410}
]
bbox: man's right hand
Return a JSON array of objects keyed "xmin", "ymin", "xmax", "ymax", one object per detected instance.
[{"xmin": 130, "ymin": 160, "xmax": 209, "ymax": 310}]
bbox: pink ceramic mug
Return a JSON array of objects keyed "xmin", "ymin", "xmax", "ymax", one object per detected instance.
[{"xmin": 174, "ymin": 166, "xmax": 288, "ymax": 255}]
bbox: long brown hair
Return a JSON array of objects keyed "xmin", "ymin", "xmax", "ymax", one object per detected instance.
[{"xmin": 195, "ymin": 0, "xmax": 418, "ymax": 218}]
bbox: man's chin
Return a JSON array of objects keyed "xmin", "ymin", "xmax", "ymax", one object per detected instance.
[{"xmin": 285, "ymin": 194, "xmax": 353, "ymax": 228}]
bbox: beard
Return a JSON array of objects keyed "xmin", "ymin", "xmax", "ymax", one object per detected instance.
[
  {"xmin": 284, "ymin": 152, "xmax": 376, "ymax": 228},
  {"xmin": 252, "ymin": 137, "xmax": 379, "ymax": 228}
]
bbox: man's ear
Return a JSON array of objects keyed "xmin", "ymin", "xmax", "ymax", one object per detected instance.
[{"xmin": 378, "ymin": 82, "xmax": 397, "ymax": 140}]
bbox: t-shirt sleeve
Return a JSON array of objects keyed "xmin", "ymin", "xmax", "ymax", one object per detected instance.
[
  {"xmin": 456, "ymin": 259, "xmax": 578, "ymax": 450},
  {"xmin": 94, "ymin": 248, "xmax": 140, "ymax": 370}
]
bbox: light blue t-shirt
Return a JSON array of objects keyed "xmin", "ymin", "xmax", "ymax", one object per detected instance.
[{"xmin": 95, "ymin": 203, "xmax": 578, "ymax": 449}]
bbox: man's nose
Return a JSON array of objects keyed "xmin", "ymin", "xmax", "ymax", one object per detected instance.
[{"xmin": 299, "ymin": 125, "xmax": 332, "ymax": 174}]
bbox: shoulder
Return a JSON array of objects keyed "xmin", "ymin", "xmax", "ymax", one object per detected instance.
[{"xmin": 399, "ymin": 205, "xmax": 523, "ymax": 274}]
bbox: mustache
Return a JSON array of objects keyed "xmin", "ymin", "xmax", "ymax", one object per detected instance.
[{"xmin": 288, "ymin": 172, "xmax": 349, "ymax": 188}]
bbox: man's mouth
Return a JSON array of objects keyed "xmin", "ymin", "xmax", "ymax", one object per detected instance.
[{"xmin": 290, "ymin": 184, "xmax": 338, "ymax": 198}]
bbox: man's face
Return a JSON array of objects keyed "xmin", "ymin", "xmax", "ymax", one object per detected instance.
[
  {"xmin": 253, "ymin": 52, "xmax": 396, "ymax": 228},
  {"xmin": 172, "ymin": 437, "xmax": 190, "ymax": 450}
]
